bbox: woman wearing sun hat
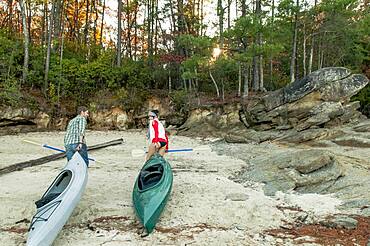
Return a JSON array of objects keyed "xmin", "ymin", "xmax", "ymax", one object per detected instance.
[{"xmin": 145, "ymin": 109, "xmax": 168, "ymax": 161}]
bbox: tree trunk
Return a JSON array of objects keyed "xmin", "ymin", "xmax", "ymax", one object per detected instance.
[
  {"xmin": 93, "ymin": 0, "xmax": 98, "ymax": 44},
  {"xmin": 241, "ymin": 0, "xmax": 246, "ymax": 16},
  {"xmin": 252, "ymin": 56, "xmax": 259, "ymax": 90},
  {"xmin": 42, "ymin": 0, "xmax": 48, "ymax": 47},
  {"xmin": 54, "ymin": 0, "xmax": 62, "ymax": 50},
  {"xmin": 147, "ymin": 0, "xmax": 153, "ymax": 65},
  {"xmin": 217, "ymin": 0, "xmax": 224, "ymax": 49},
  {"xmin": 19, "ymin": 0, "xmax": 29, "ymax": 84},
  {"xmin": 134, "ymin": 1, "xmax": 138, "ymax": 59},
  {"xmin": 8, "ymin": 0, "xmax": 13, "ymax": 34},
  {"xmin": 209, "ymin": 70, "xmax": 220, "ymax": 97},
  {"xmin": 290, "ymin": 0, "xmax": 299, "ymax": 83},
  {"xmin": 44, "ymin": 0, "xmax": 56, "ymax": 97},
  {"xmin": 200, "ymin": 0, "xmax": 204, "ymax": 35},
  {"xmin": 303, "ymin": 24, "xmax": 307, "ymax": 77},
  {"xmin": 269, "ymin": 0, "xmax": 275, "ymax": 87},
  {"xmin": 117, "ymin": 0, "xmax": 122, "ymax": 66},
  {"xmin": 126, "ymin": 0, "xmax": 132, "ymax": 57},
  {"xmin": 238, "ymin": 62, "xmax": 241, "ymax": 97},
  {"xmin": 168, "ymin": 68, "xmax": 172, "ymax": 93},
  {"xmin": 252, "ymin": 0, "xmax": 261, "ymax": 91},
  {"xmin": 58, "ymin": 4, "xmax": 65, "ymax": 106},
  {"xmin": 308, "ymin": 36, "xmax": 314, "ymax": 74},
  {"xmin": 100, "ymin": 0, "xmax": 106, "ymax": 46},
  {"xmin": 317, "ymin": 39, "xmax": 320, "ymax": 69},
  {"xmin": 73, "ymin": 0, "xmax": 79, "ymax": 42},
  {"xmin": 84, "ymin": 0, "xmax": 90, "ymax": 45},
  {"xmin": 242, "ymin": 63, "xmax": 249, "ymax": 100},
  {"xmin": 308, "ymin": 0, "xmax": 317, "ymax": 74},
  {"xmin": 227, "ymin": 0, "xmax": 231, "ymax": 29},
  {"xmin": 169, "ymin": 0, "xmax": 176, "ymax": 34},
  {"xmin": 154, "ymin": 0, "xmax": 158, "ymax": 56},
  {"xmin": 26, "ymin": 0, "xmax": 32, "ymax": 42},
  {"xmin": 259, "ymin": 55, "xmax": 264, "ymax": 91}
]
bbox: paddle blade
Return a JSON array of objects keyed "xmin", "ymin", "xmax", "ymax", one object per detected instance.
[
  {"xmin": 192, "ymin": 145, "xmax": 212, "ymax": 152},
  {"xmin": 131, "ymin": 149, "xmax": 146, "ymax": 158},
  {"xmin": 23, "ymin": 139, "xmax": 42, "ymax": 146}
]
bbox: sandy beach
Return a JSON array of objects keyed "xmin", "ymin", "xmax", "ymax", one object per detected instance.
[{"xmin": 0, "ymin": 131, "xmax": 343, "ymax": 245}]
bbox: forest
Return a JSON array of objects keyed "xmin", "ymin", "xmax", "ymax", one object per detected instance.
[{"xmin": 0, "ymin": 0, "xmax": 369, "ymax": 113}]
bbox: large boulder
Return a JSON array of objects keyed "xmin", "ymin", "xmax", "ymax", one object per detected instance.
[
  {"xmin": 89, "ymin": 107, "xmax": 133, "ymax": 130},
  {"xmin": 237, "ymin": 149, "xmax": 344, "ymax": 196},
  {"xmin": 0, "ymin": 107, "xmax": 51, "ymax": 128},
  {"xmin": 0, "ymin": 107, "xmax": 35, "ymax": 125},
  {"xmin": 34, "ymin": 112, "xmax": 51, "ymax": 128},
  {"xmin": 178, "ymin": 103, "xmax": 245, "ymax": 137},
  {"xmin": 242, "ymin": 67, "xmax": 369, "ymax": 131}
]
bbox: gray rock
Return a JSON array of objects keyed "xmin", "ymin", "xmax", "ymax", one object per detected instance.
[
  {"xmin": 225, "ymin": 193, "xmax": 249, "ymax": 201},
  {"xmin": 237, "ymin": 149, "xmax": 344, "ymax": 196},
  {"xmin": 295, "ymin": 102, "xmax": 344, "ymax": 131},
  {"xmin": 352, "ymin": 121, "xmax": 370, "ymax": 132},
  {"xmin": 332, "ymin": 136, "xmax": 370, "ymax": 148},
  {"xmin": 320, "ymin": 215, "xmax": 358, "ymax": 230},
  {"xmin": 177, "ymin": 68, "xmax": 368, "ymax": 142},
  {"xmin": 240, "ymin": 67, "xmax": 369, "ymax": 133},
  {"xmin": 319, "ymin": 74, "xmax": 369, "ymax": 102},
  {"xmin": 263, "ymin": 67, "xmax": 352, "ymax": 111}
]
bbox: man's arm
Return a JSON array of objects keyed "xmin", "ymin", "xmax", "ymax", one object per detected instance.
[{"xmin": 76, "ymin": 117, "xmax": 86, "ymax": 150}]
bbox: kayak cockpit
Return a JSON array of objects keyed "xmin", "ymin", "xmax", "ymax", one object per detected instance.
[
  {"xmin": 138, "ymin": 164, "xmax": 164, "ymax": 191},
  {"xmin": 35, "ymin": 170, "xmax": 72, "ymax": 208}
]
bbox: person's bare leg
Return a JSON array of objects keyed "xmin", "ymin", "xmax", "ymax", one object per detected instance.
[
  {"xmin": 145, "ymin": 143, "xmax": 157, "ymax": 161},
  {"xmin": 158, "ymin": 145, "xmax": 166, "ymax": 157}
]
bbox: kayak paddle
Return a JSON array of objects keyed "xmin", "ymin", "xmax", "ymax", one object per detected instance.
[
  {"xmin": 131, "ymin": 145, "xmax": 211, "ymax": 157},
  {"xmin": 22, "ymin": 139, "xmax": 106, "ymax": 164}
]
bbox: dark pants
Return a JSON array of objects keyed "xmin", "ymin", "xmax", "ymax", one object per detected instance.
[{"xmin": 65, "ymin": 143, "xmax": 89, "ymax": 166}]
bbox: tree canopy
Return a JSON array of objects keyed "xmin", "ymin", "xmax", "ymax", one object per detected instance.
[{"xmin": 0, "ymin": 0, "xmax": 368, "ymax": 112}]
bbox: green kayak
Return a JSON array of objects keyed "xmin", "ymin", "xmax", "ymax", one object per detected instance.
[{"xmin": 132, "ymin": 154, "xmax": 173, "ymax": 234}]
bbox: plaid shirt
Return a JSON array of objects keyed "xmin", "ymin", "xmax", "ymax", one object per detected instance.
[{"xmin": 64, "ymin": 115, "xmax": 87, "ymax": 146}]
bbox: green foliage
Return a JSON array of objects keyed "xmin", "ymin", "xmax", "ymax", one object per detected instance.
[
  {"xmin": 177, "ymin": 35, "xmax": 214, "ymax": 90},
  {"xmin": 115, "ymin": 87, "xmax": 149, "ymax": 110},
  {"xmin": 0, "ymin": 33, "xmax": 23, "ymax": 83},
  {"xmin": 210, "ymin": 57, "xmax": 239, "ymax": 92},
  {"xmin": 115, "ymin": 59, "xmax": 151, "ymax": 90},
  {"xmin": 177, "ymin": 35, "xmax": 213, "ymax": 57},
  {"xmin": 0, "ymin": 77, "xmax": 22, "ymax": 106},
  {"xmin": 0, "ymin": 0, "xmax": 368, "ymax": 110},
  {"xmin": 169, "ymin": 89, "xmax": 189, "ymax": 112}
]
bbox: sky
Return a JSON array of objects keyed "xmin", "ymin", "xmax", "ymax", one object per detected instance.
[
  {"xmin": 103, "ymin": 0, "xmax": 241, "ymax": 40},
  {"xmin": 101, "ymin": 0, "xmax": 317, "ymax": 43}
]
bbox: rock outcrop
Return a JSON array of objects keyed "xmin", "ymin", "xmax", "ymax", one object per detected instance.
[
  {"xmin": 89, "ymin": 107, "xmax": 132, "ymax": 130},
  {"xmin": 242, "ymin": 67, "xmax": 368, "ymax": 131},
  {"xmin": 236, "ymin": 149, "xmax": 345, "ymax": 196},
  {"xmin": 178, "ymin": 103, "xmax": 245, "ymax": 137},
  {"xmin": 0, "ymin": 107, "xmax": 50, "ymax": 129}
]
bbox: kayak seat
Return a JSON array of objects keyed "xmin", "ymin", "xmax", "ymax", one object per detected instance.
[
  {"xmin": 145, "ymin": 164, "xmax": 163, "ymax": 173},
  {"xmin": 35, "ymin": 192, "xmax": 61, "ymax": 208},
  {"xmin": 140, "ymin": 171, "xmax": 163, "ymax": 190}
]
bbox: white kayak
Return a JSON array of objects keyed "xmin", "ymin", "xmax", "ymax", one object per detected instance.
[{"xmin": 27, "ymin": 152, "xmax": 88, "ymax": 246}]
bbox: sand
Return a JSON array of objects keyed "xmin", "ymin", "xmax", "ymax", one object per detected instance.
[{"xmin": 0, "ymin": 131, "xmax": 342, "ymax": 245}]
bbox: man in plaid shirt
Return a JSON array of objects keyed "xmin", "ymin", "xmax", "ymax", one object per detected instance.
[{"xmin": 64, "ymin": 106, "xmax": 89, "ymax": 166}]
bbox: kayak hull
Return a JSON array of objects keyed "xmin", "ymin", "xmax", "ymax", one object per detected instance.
[
  {"xmin": 27, "ymin": 152, "xmax": 88, "ymax": 246},
  {"xmin": 132, "ymin": 154, "xmax": 173, "ymax": 233}
]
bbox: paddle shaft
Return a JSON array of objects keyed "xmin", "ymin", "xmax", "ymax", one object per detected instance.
[
  {"xmin": 131, "ymin": 146, "xmax": 211, "ymax": 157},
  {"xmin": 166, "ymin": 148, "xmax": 193, "ymax": 153},
  {"xmin": 23, "ymin": 140, "xmax": 96, "ymax": 162}
]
